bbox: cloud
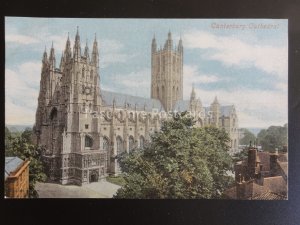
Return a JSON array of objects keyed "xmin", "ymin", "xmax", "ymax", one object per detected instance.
[
  {"xmin": 183, "ymin": 64, "xmax": 232, "ymax": 101},
  {"xmin": 5, "ymin": 62, "xmax": 41, "ymax": 125},
  {"xmin": 190, "ymin": 86, "xmax": 287, "ymax": 128},
  {"xmin": 183, "ymin": 30, "xmax": 288, "ymax": 81},
  {"xmin": 99, "ymin": 39, "xmax": 134, "ymax": 68},
  {"xmin": 6, "ymin": 34, "xmax": 40, "ymax": 45},
  {"xmin": 102, "ymin": 68, "xmax": 151, "ymax": 98}
]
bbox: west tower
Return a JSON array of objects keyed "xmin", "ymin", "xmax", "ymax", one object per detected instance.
[{"xmin": 151, "ymin": 32, "xmax": 183, "ymax": 111}]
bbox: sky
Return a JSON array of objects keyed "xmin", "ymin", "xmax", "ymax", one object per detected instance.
[{"xmin": 5, "ymin": 17, "xmax": 288, "ymax": 128}]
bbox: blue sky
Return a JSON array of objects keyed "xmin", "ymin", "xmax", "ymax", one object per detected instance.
[{"xmin": 5, "ymin": 17, "xmax": 288, "ymax": 128}]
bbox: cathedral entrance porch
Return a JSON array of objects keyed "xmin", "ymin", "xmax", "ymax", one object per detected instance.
[{"xmin": 89, "ymin": 169, "xmax": 99, "ymax": 183}]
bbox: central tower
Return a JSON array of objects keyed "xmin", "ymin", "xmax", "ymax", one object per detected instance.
[{"xmin": 151, "ymin": 32, "xmax": 183, "ymax": 111}]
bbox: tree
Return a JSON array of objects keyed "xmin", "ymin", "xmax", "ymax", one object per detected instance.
[
  {"xmin": 239, "ymin": 128, "xmax": 256, "ymax": 145},
  {"xmin": 5, "ymin": 129, "xmax": 46, "ymax": 198},
  {"xmin": 114, "ymin": 113, "xmax": 234, "ymax": 199},
  {"xmin": 21, "ymin": 127, "xmax": 33, "ymax": 143},
  {"xmin": 257, "ymin": 124, "xmax": 287, "ymax": 151}
]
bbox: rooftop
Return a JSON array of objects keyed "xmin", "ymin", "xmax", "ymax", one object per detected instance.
[{"xmin": 5, "ymin": 157, "xmax": 24, "ymax": 180}]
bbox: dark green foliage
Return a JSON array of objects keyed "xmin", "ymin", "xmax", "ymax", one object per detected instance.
[
  {"xmin": 239, "ymin": 128, "xmax": 256, "ymax": 145},
  {"xmin": 114, "ymin": 113, "xmax": 234, "ymax": 199},
  {"xmin": 106, "ymin": 175, "xmax": 126, "ymax": 186},
  {"xmin": 257, "ymin": 124, "xmax": 287, "ymax": 152},
  {"xmin": 5, "ymin": 126, "xmax": 46, "ymax": 198}
]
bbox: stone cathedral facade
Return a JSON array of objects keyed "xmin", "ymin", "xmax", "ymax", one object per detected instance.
[{"xmin": 34, "ymin": 29, "xmax": 239, "ymax": 185}]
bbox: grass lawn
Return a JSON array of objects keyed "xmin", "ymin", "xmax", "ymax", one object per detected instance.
[{"xmin": 106, "ymin": 175, "xmax": 126, "ymax": 186}]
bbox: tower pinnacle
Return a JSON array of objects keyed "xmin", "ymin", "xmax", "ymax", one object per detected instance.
[
  {"xmin": 92, "ymin": 34, "xmax": 99, "ymax": 67},
  {"xmin": 73, "ymin": 27, "xmax": 81, "ymax": 60}
]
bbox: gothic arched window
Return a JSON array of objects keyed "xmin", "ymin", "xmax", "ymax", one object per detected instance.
[
  {"xmin": 157, "ymin": 87, "xmax": 159, "ymax": 98},
  {"xmin": 50, "ymin": 108, "xmax": 58, "ymax": 121},
  {"xmin": 90, "ymin": 70, "xmax": 93, "ymax": 80},
  {"xmin": 103, "ymin": 137, "xmax": 109, "ymax": 151},
  {"xmin": 176, "ymin": 87, "xmax": 179, "ymax": 98},
  {"xmin": 85, "ymin": 135, "xmax": 93, "ymax": 148},
  {"xmin": 128, "ymin": 136, "xmax": 134, "ymax": 152},
  {"xmin": 116, "ymin": 136, "xmax": 124, "ymax": 155},
  {"xmin": 82, "ymin": 67, "xmax": 85, "ymax": 79},
  {"xmin": 140, "ymin": 136, "xmax": 145, "ymax": 148},
  {"xmin": 162, "ymin": 86, "xmax": 165, "ymax": 99}
]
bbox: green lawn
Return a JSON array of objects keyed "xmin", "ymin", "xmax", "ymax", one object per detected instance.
[{"xmin": 106, "ymin": 176, "xmax": 126, "ymax": 186}]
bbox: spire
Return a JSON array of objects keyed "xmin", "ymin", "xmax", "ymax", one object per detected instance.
[
  {"xmin": 113, "ymin": 97, "xmax": 116, "ymax": 109},
  {"xmin": 49, "ymin": 42, "xmax": 56, "ymax": 69},
  {"xmin": 92, "ymin": 33, "xmax": 99, "ymax": 67},
  {"xmin": 168, "ymin": 29, "xmax": 172, "ymax": 39},
  {"xmin": 84, "ymin": 39, "xmax": 90, "ymax": 60},
  {"xmin": 73, "ymin": 26, "xmax": 81, "ymax": 61},
  {"xmin": 64, "ymin": 32, "xmax": 72, "ymax": 61},
  {"xmin": 42, "ymin": 46, "xmax": 48, "ymax": 64},
  {"xmin": 190, "ymin": 84, "xmax": 196, "ymax": 101},
  {"xmin": 213, "ymin": 96, "xmax": 219, "ymax": 105},
  {"xmin": 164, "ymin": 31, "xmax": 173, "ymax": 50},
  {"xmin": 60, "ymin": 51, "xmax": 65, "ymax": 70},
  {"xmin": 151, "ymin": 34, "xmax": 157, "ymax": 53},
  {"xmin": 178, "ymin": 35, "xmax": 183, "ymax": 53}
]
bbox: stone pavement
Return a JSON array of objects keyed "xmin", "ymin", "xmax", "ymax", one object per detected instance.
[{"xmin": 35, "ymin": 179, "xmax": 121, "ymax": 198}]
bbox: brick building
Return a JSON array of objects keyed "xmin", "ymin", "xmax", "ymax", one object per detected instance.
[
  {"xmin": 224, "ymin": 146, "xmax": 287, "ymax": 200},
  {"xmin": 5, "ymin": 157, "xmax": 30, "ymax": 198}
]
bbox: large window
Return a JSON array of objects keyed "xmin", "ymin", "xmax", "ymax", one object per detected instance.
[
  {"xmin": 128, "ymin": 136, "xmax": 134, "ymax": 152},
  {"xmin": 103, "ymin": 137, "xmax": 110, "ymax": 171},
  {"xmin": 116, "ymin": 136, "xmax": 123, "ymax": 155},
  {"xmin": 140, "ymin": 136, "xmax": 145, "ymax": 148},
  {"xmin": 103, "ymin": 137, "xmax": 109, "ymax": 151},
  {"xmin": 85, "ymin": 135, "xmax": 93, "ymax": 148}
]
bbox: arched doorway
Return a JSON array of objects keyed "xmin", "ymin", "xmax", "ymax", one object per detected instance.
[{"xmin": 89, "ymin": 170, "xmax": 99, "ymax": 183}]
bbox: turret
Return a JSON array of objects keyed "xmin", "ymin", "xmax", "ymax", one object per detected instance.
[
  {"xmin": 190, "ymin": 85, "xmax": 196, "ymax": 101},
  {"xmin": 73, "ymin": 27, "xmax": 81, "ymax": 61},
  {"xmin": 60, "ymin": 51, "xmax": 65, "ymax": 71},
  {"xmin": 91, "ymin": 34, "xmax": 99, "ymax": 67},
  {"xmin": 151, "ymin": 35, "xmax": 157, "ymax": 53},
  {"xmin": 212, "ymin": 96, "xmax": 219, "ymax": 105},
  {"xmin": 178, "ymin": 36, "xmax": 183, "ymax": 54},
  {"xmin": 84, "ymin": 39, "xmax": 90, "ymax": 62},
  {"xmin": 49, "ymin": 42, "xmax": 56, "ymax": 69},
  {"xmin": 210, "ymin": 96, "xmax": 220, "ymax": 127},
  {"xmin": 164, "ymin": 31, "xmax": 173, "ymax": 50},
  {"xmin": 64, "ymin": 33, "xmax": 72, "ymax": 62},
  {"xmin": 42, "ymin": 47, "xmax": 48, "ymax": 65}
]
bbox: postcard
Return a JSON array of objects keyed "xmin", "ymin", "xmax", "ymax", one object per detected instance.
[{"xmin": 4, "ymin": 18, "xmax": 288, "ymax": 199}]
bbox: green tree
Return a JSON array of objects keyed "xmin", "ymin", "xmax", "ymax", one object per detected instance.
[
  {"xmin": 21, "ymin": 127, "xmax": 33, "ymax": 143},
  {"xmin": 257, "ymin": 124, "xmax": 287, "ymax": 151},
  {"xmin": 5, "ymin": 130, "xmax": 46, "ymax": 198},
  {"xmin": 239, "ymin": 128, "xmax": 256, "ymax": 145},
  {"xmin": 114, "ymin": 113, "xmax": 234, "ymax": 199}
]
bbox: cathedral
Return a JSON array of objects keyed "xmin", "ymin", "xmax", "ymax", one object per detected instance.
[{"xmin": 34, "ymin": 29, "xmax": 239, "ymax": 185}]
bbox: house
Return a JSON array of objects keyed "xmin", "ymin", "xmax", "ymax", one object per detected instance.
[{"xmin": 5, "ymin": 157, "xmax": 30, "ymax": 198}]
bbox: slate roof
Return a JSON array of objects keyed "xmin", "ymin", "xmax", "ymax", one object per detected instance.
[
  {"xmin": 173, "ymin": 100, "xmax": 190, "ymax": 111},
  {"xmin": 101, "ymin": 90, "xmax": 236, "ymax": 117},
  {"xmin": 101, "ymin": 90, "xmax": 164, "ymax": 112},
  {"xmin": 5, "ymin": 157, "xmax": 24, "ymax": 180},
  {"xmin": 250, "ymin": 191, "xmax": 286, "ymax": 200},
  {"xmin": 220, "ymin": 105, "xmax": 235, "ymax": 117}
]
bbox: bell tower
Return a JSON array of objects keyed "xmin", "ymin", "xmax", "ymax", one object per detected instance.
[{"xmin": 151, "ymin": 32, "xmax": 183, "ymax": 111}]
